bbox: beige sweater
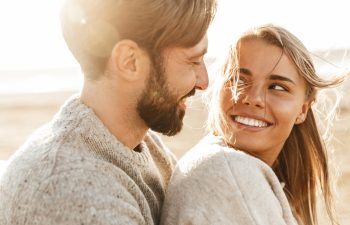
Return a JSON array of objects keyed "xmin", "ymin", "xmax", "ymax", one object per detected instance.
[
  {"xmin": 160, "ymin": 134, "xmax": 297, "ymax": 225},
  {"xmin": 0, "ymin": 96, "xmax": 176, "ymax": 225}
]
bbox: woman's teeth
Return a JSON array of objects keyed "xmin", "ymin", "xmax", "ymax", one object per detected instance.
[{"xmin": 234, "ymin": 116, "xmax": 268, "ymax": 127}]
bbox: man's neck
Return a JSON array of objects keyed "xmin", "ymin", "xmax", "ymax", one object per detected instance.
[{"xmin": 80, "ymin": 80, "xmax": 148, "ymax": 150}]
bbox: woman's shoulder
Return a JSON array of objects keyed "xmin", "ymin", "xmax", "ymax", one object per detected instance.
[
  {"xmin": 177, "ymin": 133, "xmax": 267, "ymax": 176},
  {"xmin": 169, "ymin": 133, "xmax": 282, "ymax": 197},
  {"xmin": 161, "ymin": 134, "xmax": 290, "ymax": 225}
]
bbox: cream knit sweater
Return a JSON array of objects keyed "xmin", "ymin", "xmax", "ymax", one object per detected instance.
[
  {"xmin": 0, "ymin": 96, "xmax": 176, "ymax": 225},
  {"xmin": 160, "ymin": 134, "xmax": 297, "ymax": 225}
]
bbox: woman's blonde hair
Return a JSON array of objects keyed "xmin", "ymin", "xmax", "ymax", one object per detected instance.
[{"xmin": 207, "ymin": 24, "xmax": 345, "ymax": 225}]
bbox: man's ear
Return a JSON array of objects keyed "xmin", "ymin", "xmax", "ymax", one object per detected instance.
[
  {"xmin": 295, "ymin": 101, "xmax": 311, "ymax": 124},
  {"xmin": 110, "ymin": 40, "xmax": 143, "ymax": 81}
]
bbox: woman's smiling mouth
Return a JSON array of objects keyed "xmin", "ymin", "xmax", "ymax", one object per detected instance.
[{"xmin": 232, "ymin": 115, "xmax": 271, "ymax": 128}]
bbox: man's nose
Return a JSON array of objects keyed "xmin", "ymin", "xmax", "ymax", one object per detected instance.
[{"xmin": 195, "ymin": 63, "xmax": 209, "ymax": 90}]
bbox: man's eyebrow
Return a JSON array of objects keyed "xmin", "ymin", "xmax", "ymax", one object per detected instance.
[{"xmin": 188, "ymin": 48, "xmax": 208, "ymax": 59}]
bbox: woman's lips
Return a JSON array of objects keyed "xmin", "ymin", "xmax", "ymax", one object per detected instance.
[{"xmin": 231, "ymin": 115, "xmax": 273, "ymax": 129}]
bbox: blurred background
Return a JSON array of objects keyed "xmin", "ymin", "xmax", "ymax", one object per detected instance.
[{"xmin": 0, "ymin": 0, "xmax": 349, "ymax": 224}]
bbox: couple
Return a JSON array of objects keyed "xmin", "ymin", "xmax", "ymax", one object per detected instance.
[{"xmin": 0, "ymin": 0, "xmax": 342, "ymax": 225}]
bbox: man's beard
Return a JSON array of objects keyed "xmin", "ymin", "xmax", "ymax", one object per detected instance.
[{"xmin": 136, "ymin": 56, "xmax": 195, "ymax": 136}]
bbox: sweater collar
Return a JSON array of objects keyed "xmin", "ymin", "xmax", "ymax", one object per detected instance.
[{"xmin": 55, "ymin": 95, "xmax": 153, "ymax": 167}]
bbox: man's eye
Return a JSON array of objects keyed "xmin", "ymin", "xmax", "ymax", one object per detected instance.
[{"xmin": 192, "ymin": 61, "xmax": 201, "ymax": 66}]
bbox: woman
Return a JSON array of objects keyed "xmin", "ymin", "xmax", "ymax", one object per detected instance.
[{"xmin": 160, "ymin": 25, "xmax": 343, "ymax": 225}]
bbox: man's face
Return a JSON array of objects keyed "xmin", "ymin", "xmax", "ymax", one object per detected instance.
[{"xmin": 137, "ymin": 35, "xmax": 209, "ymax": 136}]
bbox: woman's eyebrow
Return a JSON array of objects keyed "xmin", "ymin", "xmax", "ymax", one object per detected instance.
[
  {"xmin": 238, "ymin": 68, "xmax": 251, "ymax": 75},
  {"xmin": 269, "ymin": 74, "xmax": 296, "ymax": 85},
  {"xmin": 239, "ymin": 68, "xmax": 296, "ymax": 85}
]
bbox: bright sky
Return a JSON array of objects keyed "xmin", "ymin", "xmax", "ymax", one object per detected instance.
[{"xmin": 0, "ymin": 0, "xmax": 349, "ymax": 70}]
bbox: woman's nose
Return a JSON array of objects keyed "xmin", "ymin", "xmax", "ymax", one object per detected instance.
[{"xmin": 240, "ymin": 84, "xmax": 266, "ymax": 108}]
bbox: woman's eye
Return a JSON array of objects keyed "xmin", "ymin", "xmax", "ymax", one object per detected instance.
[
  {"xmin": 270, "ymin": 84, "xmax": 287, "ymax": 91},
  {"xmin": 237, "ymin": 79, "xmax": 245, "ymax": 85},
  {"xmin": 237, "ymin": 77, "xmax": 250, "ymax": 88},
  {"xmin": 227, "ymin": 77, "xmax": 249, "ymax": 90},
  {"xmin": 192, "ymin": 61, "xmax": 201, "ymax": 66}
]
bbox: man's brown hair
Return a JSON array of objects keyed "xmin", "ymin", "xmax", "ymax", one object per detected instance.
[{"xmin": 60, "ymin": 0, "xmax": 217, "ymax": 78}]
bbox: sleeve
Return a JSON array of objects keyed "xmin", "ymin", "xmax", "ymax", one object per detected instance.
[
  {"xmin": 160, "ymin": 149, "xmax": 294, "ymax": 225},
  {"xmin": 25, "ymin": 169, "xmax": 147, "ymax": 225}
]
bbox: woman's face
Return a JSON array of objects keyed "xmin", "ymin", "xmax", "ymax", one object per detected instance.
[{"xmin": 220, "ymin": 38, "xmax": 310, "ymax": 166}]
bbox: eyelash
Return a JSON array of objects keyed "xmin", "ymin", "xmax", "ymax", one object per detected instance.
[
  {"xmin": 228, "ymin": 78, "xmax": 289, "ymax": 92},
  {"xmin": 232, "ymin": 77, "xmax": 249, "ymax": 88},
  {"xmin": 238, "ymin": 78, "xmax": 247, "ymax": 85},
  {"xmin": 269, "ymin": 83, "xmax": 288, "ymax": 91}
]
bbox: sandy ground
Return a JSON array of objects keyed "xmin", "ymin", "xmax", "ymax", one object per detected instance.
[{"xmin": 0, "ymin": 90, "xmax": 349, "ymax": 224}]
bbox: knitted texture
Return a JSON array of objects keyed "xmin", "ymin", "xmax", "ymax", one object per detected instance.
[
  {"xmin": 160, "ymin": 134, "xmax": 297, "ymax": 225},
  {"xmin": 0, "ymin": 96, "xmax": 176, "ymax": 225}
]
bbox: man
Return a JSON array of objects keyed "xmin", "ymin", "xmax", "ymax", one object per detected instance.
[{"xmin": 0, "ymin": 0, "xmax": 216, "ymax": 224}]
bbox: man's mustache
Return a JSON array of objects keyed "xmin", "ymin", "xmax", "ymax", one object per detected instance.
[{"xmin": 181, "ymin": 88, "xmax": 196, "ymax": 100}]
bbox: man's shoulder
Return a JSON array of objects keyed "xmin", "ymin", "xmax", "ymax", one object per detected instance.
[
  {"xmin": 0, "ymin": 155, "xmax": 145, "ymax": 225},
  {"xmin": 0, "ymin": 123, "xmax": 135, "ymax": 195},
  {"xmin": 0, "ymin": 138, "xmax": 141, "ymax": 211}
]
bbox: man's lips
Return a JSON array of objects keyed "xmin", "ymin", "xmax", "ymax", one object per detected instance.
[
  {"xmin": 182, "ymin": 88, "xmax": 196, "ymax": 100},
  {"xmin": 178, "ymin": 88, "xmax": 196, "ymax": 109}
]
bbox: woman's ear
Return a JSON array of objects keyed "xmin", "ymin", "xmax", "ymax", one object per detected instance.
[
  {"xmin": 110, "ymin": 40, "xmax": 144, "ymax": 82},
  {"xmin": 295, "ymin": 101, "xmax": 311, "ymax": 124}
]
